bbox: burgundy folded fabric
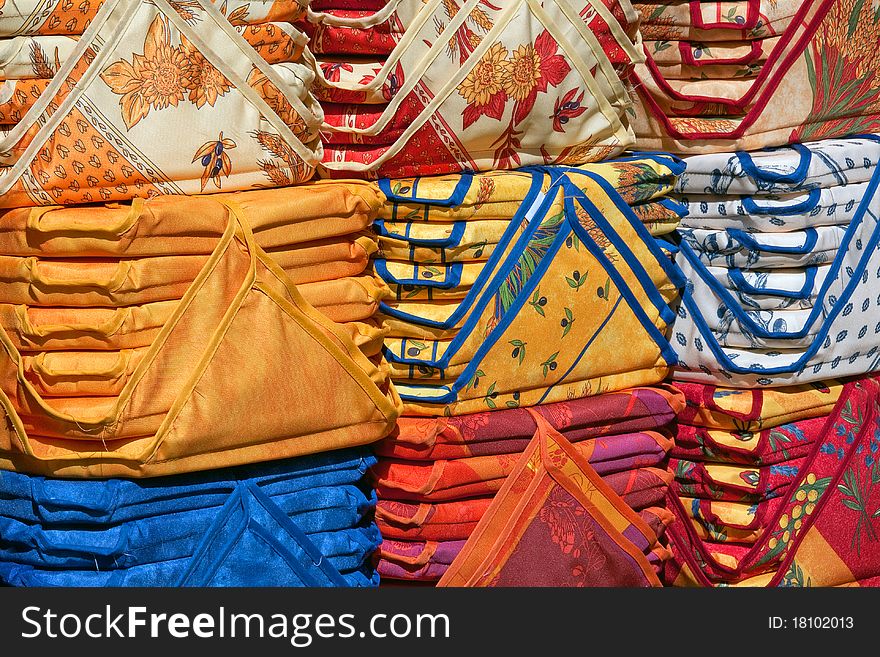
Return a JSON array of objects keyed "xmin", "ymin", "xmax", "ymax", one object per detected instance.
[
  {"xmin": 375, "ymin": 432, "xmax": 673, "ymax": 502},
  {"xmin": 671, "ymin": 415, "xmax": 824, "ymax": 466},
  {"xmin": 377, "ymin": 386, "xmax": 683, "ymax": 461},
  {"xmin": 671, "ymin": 457, "xmax": 806, "ymax": 502}
]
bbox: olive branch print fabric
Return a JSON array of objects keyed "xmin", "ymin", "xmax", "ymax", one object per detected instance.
[{"xmin": 0, "ymin": 0, "xmax": 321, "ymax": 208}]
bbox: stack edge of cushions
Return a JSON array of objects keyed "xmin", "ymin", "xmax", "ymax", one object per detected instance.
[
  {"xmin": 0, "ymin": 448, "xmax": 381, "ymax": 587},
  {"xmin": 301, "ymin": 0, "xmax": 646, "ymax": 178},
  {"xmin": 664, "ymin": 377, "xmax": 880, "ymax": 587},
  {"xmin": 0, "ymin": 0, "xmax": 403, "ymax": 587},
  {"xmin": 661, "ymin": 135, "xmax": 880, "ymax": 586},
  {"xmin": 630, "ymin": 0, "xmax": 880, "ymax": 153},
  {"xmin": 369, "ymin": 154, "xmax": 689, "ymax": 585},
  {"xmin": 669, "ymin": 135, "xmax": 880, "ymax": 387},
  {"xmin": 0, "ymin": 0, "xmax": 322, "ymax": 209}
]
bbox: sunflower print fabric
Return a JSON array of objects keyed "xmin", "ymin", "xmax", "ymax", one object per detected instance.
[{"xmin": 302, "ymin": 0, "xmax": 645, "ymax": 178}]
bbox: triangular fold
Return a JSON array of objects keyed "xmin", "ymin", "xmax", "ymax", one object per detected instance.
[{"xmin": 0, "ymin": 0, "xmax": 319, "ymax": 208}]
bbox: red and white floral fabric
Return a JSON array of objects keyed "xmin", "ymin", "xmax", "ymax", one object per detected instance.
[{"xmin": 303, "ymin": 0, "xmax": 645, "ymax": 178}]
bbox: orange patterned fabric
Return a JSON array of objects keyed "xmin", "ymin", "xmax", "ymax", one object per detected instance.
[{"xmin": 438, "ymin": 409, "xmax": 665, "ymax": 587}]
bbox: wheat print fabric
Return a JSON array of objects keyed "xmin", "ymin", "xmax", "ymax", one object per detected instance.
[
  {"xmin": 0, "ymin": 0, "xmax": 322, "ymax": 208},
  {"xmin": 630, "ymin": 0, "xmax": 880, "ymax": 152}
]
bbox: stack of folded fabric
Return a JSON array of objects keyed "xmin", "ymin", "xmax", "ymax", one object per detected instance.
[
  {"xmin": 630, "ymin": 0, "xmax": 880, "ymax": 152},
  {"xmin": 0, "ymin": 0, "xmax": 401, "ymax": 587},
  {"xmin": 302, "ymin": 0, "xmax": 645, "ymax": 178},
  {"xmin": 368, "ymin": 153, "xmax": 689, "ymax": 585},
  {"xmin": 376, "ymin": 388, "xmax": 682, "ymax": 585},
  {"xmin": 669, "ymin": 135, "xmax": 880, "ymax": 387},
  {"xmin": 0, "ymin": 193, "xmax": 398, "ymax": 590},
  {"xmin": 0, "ymin": 0, "xmax": 322, "ymax": 206},
  {"xmin": 662, "ymin": 135, "xmax": 880, "ymax": 586},
  {"xmin": 0, "ymin": 448, "xmax": 381, "ymax": 587},
  {"xmin": 664, "ymin": 377, "xmax": 880, "ymax": 587}
]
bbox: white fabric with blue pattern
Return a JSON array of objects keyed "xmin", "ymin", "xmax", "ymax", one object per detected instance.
[
  {"xmin": 680, "ymin": 225, "xmax": 847, "ymax": 269},
  {"xmin": 669, "ymin": 135, "xmax": 880, "ymax": 387},
  {"xmin": 677, "ymin": 180, "xmax": 869, "ymax": 232},
  {"xmin": 706, "ymin": 264, "xmax": 833, "ymax": 311},
  {"xmin": 674, "ymin": 136, "xmax": 880, "ymax": 196}
]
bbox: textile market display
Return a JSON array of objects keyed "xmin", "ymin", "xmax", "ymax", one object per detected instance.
[{"xmin": 369, "ymin": 152, "xmax": 690, "ymax": 586}]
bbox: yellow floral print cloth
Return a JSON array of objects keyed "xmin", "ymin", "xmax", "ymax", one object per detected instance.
[{"xmin": 370, "ymin": 155, "xmax": 686, "ymax": 416}]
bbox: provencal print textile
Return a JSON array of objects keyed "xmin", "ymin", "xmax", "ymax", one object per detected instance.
[
  {"xmin": 372, "ymin": 159, "xmax": 685, "ymax": 415},
  {"xmin": 0, "ymin": 0, "xmax": 322, "ymax": 208},
  {"xmin": 376, "ymin": 385, "xmax": 683, "ymax": 460},
  {"xmin": 0, "ymin": 1, "xmax": 311, "ymax": 35},
  {"xmin": 674, "ymin": 136, "xmax": 880, "ymax": 199},
  {"xmin": 630, "ymin": 0, "xmax": 880, "ymax": 152},
  {"xmin": 668, "ymin": 137, "xmax": 880, "ymax": 387},
  {"xmin": 665, "ymin": 375, "xmax": 880, "ymax": 587},
  {"xmin": 380, "ymin": 504, "xmax": 672, "ymax": 581},
  {"xmin": 309, "ymin": 0, "xmax": 644, "ymax": 177},
  {"xmin": 437, "ymin": 409, "xmax": 666, "ymax": 587},
  {"xmin": 374, "ymin": 433, "xmax": 673, "ymax": 502},
  {"xmin": 674, "ymin": 380, "xmax": 844, "ymax": 431},
  {"xmin": 635, "ymin": 0, "xmax": 800, "ymax": 42}
]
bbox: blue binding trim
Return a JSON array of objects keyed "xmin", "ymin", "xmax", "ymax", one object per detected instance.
[
  {"xmin": 741, "ymin": 187, "xmax": 822, "ymax": 216},
  {"xmin": 378, "ymin": 172, "xmax": 474, "ymax": 207},
  {"xmin": 726, "ymin": 227, "xmax": 819, "ymax": 254},
  {"xmin": 560, "ymin": 178, "xmax": 679, "ymax": 324},
  {"xmin": 556, "ymin": 170, "xmax": 688, "ymax": 290},
  {"xmin": 379, "ymin": 173, "xmax": 548, "ymax": 333},
  {"xmin": 374, "ymin": 219, "xmax": 468, "ymax": 247},
  {"xmin": 396, "ymin": 190, "xmax": 678, "ymax": 403},
  {"xmin": 677, "ymin": 157, "xmax": 880, "ymax": 338},
  {"xmin": 726, "ymin": 266, "xmax": 819, "ymax": 300},
  {"xmin": 374, "ymin": 259, "xmax": 463, "ymax": 289},
  {"xmin": 735, "ymin": 143, "xmax": 812, "ymax": 185},
  {"xmin": 679, "ymin": 202, "xmax": 880, "ymax": 373}
]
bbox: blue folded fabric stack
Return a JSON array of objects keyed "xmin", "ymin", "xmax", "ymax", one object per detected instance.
[{"xmin": 0, "ymin": 448, "xmax": 380, "ymax": 587}]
